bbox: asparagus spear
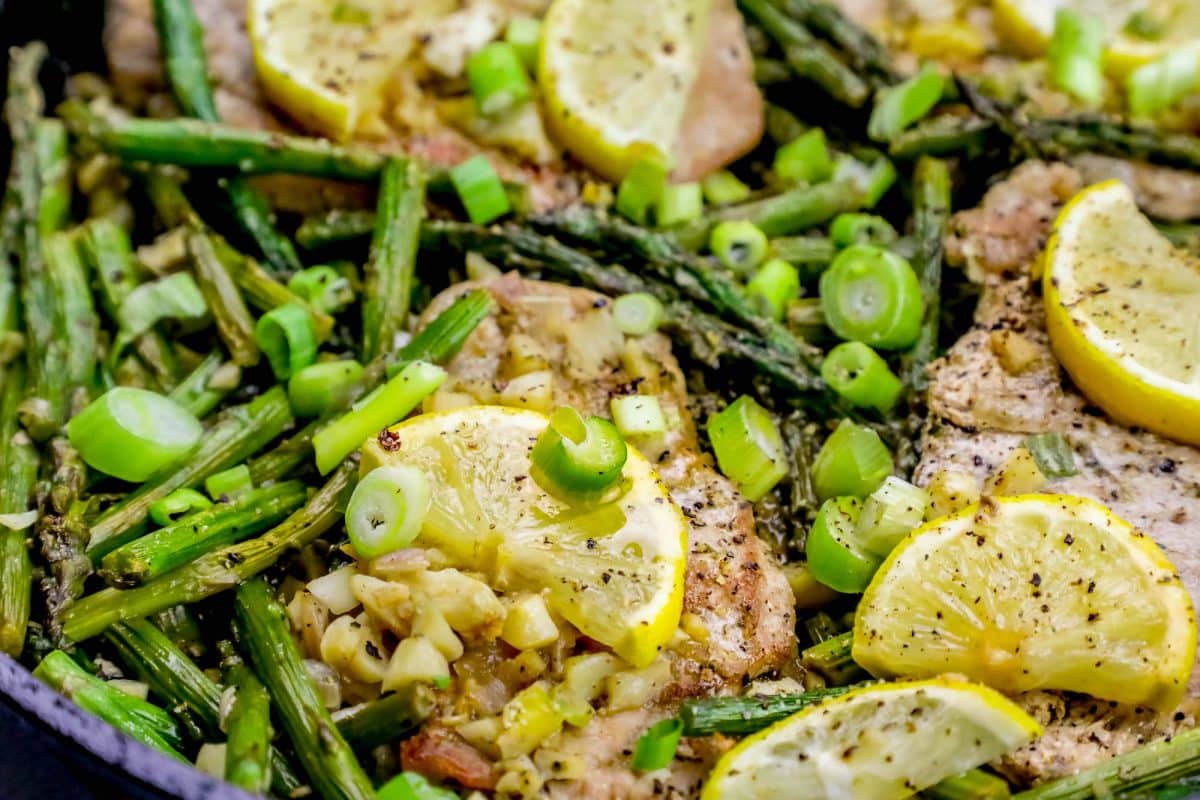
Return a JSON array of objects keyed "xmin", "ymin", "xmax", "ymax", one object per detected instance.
[
  {"xmin": 738, "ymin": 0, "xmax": 870, "ymax": 107},
  {"xmin": 331, "ymin": 685, "xmax": 438, "ymax": 752},
  {"xmin": 234, "ymin": 577, "xmax": 375, "ymax": 800},
  {"xmin": 153, "ymin": 0, "xmax": 303, "ymax": 274},
  {"xmin": 679, "ymin": 687, "xmax": 851, "ymax": 736},
  {"xmin": 45, "ymin": 232, "xmax": 101, "ymax": 408},
  {"xmin": 900, "ymin": 156, "xmax": 951, "ymax": 396},
  {"xmin": 105, "ymin": 619, "xmax": 304, "ymax": 795},
  {"xmin": 926, "ymin": 769, "xmax": 1012, "ymax": 800},
  {"xmin": 887, "ymin": 113, "xmax": 993, "ymax": 159},
  {"xmin": 0, "ymin": 363, "xmax": 38, "ymax": 656},
  {"xmin": 186, "ymin": 229, "xmax": 260, "ymax": 366},
  {"xmin": 58, "ymin": 99, "xmax": 385, "ymax": 179},
  {"xmin": 37, "ymin": 437, "xmax": 93, "ymax": 634},
  {"xmin": 1014, "ymin": 727, "xmax": 1200, "ymax": 799},
  {"xmin": 776, "ymin": 0, "xmax": 900, "ymax": 85},
  {"xmin": 217, "ymin": 241, "xmax": 334, "ymax": 339},
  {"xmin": 754, "ymin": 56, "xmax": 793, "ymax": 86},
  {"xmin": 100, "ymin": 480, "xmax": 309, "ymax": 586},
  {"xmin": 363, "ymin": 158, "xmax": 425, "ymax": 361},
  {"xmin": 34, "ymin": 118, "xmax": 71, "ymax": 234},
  {"xmin": 800, "ymin": 631, "xmax": 866, "ymax": 685},
  {"xmin": 63, "ymin": 460, "xmax": 356, "ymax": 643},
  {"xmin": 295, "ymin": 209, "xmax": 376, "ymax": 250},
  {"xmin": 149, "ymin": 605, "xmax": 207, "ymax": 660},
  {"xmin": 168, "ymin": 350, "xmax": 239, "ymax": 418},
  {"xmin": 769, "ymin": 235, "xmax": 837, "ymax": 270},
  {"xmin": 223, "ymin": 664, "xmax": 274, "ymax": 794},
  {"xmin": 86, "ymin": 386, "xmax": 295, "ymax": 559},
  {"xmin": 33, "ymin": 650, "xmax": 186, "ymax": 760}
]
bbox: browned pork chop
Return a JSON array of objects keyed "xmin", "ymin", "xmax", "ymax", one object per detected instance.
[
  {"xmin": 413, "ymin": 274, "xmax": 796, "ymax": 796},
  {"xmin": 925, "ymin": 160, "xmax": 1200, "ymax": 785}
]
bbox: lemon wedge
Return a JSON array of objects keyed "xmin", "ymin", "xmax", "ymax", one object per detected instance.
[
  {"xmin": 854, "ymin": 494, "xmax": 1196, "ymax": 711},
  {"xmin": 246, "ymin": 0, "xmax": 450, "ymax": 139},
  {"xmin": 538, "ymin": 0, "xmax": 711, "ymax": 180},
  {"xmin": 993, "ymin": 0, "xmax": 1200, "ymax": 76},
  {"xmin": 1044, "ymin": 180, "xmax": 1200, "ymax": 445},
  {"xmin": 360, "ymin": 406, "xmax": 687, "ymax": 667},
  {"xmin": 701, "ymin": 678, "xmax": 1041, "ymax": 800}
]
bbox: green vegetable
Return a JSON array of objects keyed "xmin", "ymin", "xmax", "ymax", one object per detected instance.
[
  {"xmin": 1127, "ymin": 48, "xmax": 1200, "ymax": 117},
  {"xmin": 288, "ymin": 360, "xmax": 365, "ymax": 417},
  {"xmin": 530, "ymin": 406, "xmax": 628, "ymax": 502},
  {"xmin": 775, "ymin": 129, "xmax": 833, "ymax": 184},
  {"xmin": 1021, "ymin": 433, "xmax": 1078, "ymax": 479},
  {"xmin": 346, "ymin": 465, "xmax": 432, "ymax": 559},
  {"xmin": 223, "ymin": 664, "xmax": 273, "ymax": 794},
  {"xmin": 710, "ymin": 220, "xmax": 769, "ymax": 275},
  {"xmin": 187, "ymin": 230, "xmax": 259, "ymax": 366},
  {"xmin": 899, "ymin": 156, "xmax": 951, "ymax": 394},
  {"xmin": 505, "ymin": 16, "xmax": 542, "ymax": 71},
  {"xmin": 0, "ymin": 363, "xmax": 38, "ymax": 656},
  {"xmin": 855, "ymin": 476, "xmax": 929, "ymax": 557},
  {"xmin": 331, "ymin": 685, "xmax": 437, "ymax": 752},
  {"xmin": 450, "ymin": 154, "xmax": 510, "ymax": 225},
  {"xmin": 113, "ymin": 272, "xmax": 208, "ymax": 354},
  {"xmin": 829, "ymin": 213, "xmax": 898, "ymax": 248},
  {"xmin": 747, "ymin": 258, "xmax": 801, "ymax": 320},
  {"xmin": 805, "ymin": 496, "xmax": 878, "ymax": 592},
  {"xmin": 682, "ymin": 180, "xmax": 864, "ymax": 247},
  {"xmin": 168, "ymin": 352, "xmax": 238, "ymax": 419},
  {"xmin": 701, "ymin": 170, "xmax": 751, "ymax": 205},
  {"xmin": 204, "ymin": 464, "xmax": 253, "ymax": 499},
  {"xmin": 831, "ymin": 154, "xmax": 896, "ymax": 208},
  {"xmin": 363, "ymin": 158, "xmax": 425, "ymax": 360},
  {"xmin": 679, "ymin": 687, "xmax": 851, "ymax": 736},
  {"xmin": 820, "ymin": 244, "xmax": 924, "ymax": 349},
  {"xmin": 632, "ymin": 718, "xmax": 684, "ymax": 771},
  {"xmin": 255, "ymin": 303, "xmax": 318, "ymax": 380},
  {"xmin": 616, "ymin": 158, "xmax": 668, "ymax": 225},
  {"xmin": 707, "ymin": 396, "xmax": 788, "ymax": 502},
  {"xmin": 148, "ymin": 488, "xmax": 213, "ymax": 527},
  {"xmin": 656, "ymin": 182, "xmax": 703, "ymax": 227},
  {"xmin": 811, "ymin": 419, "xmax": 892, "ymax": 499},
  {"xmin": 287, "ymin": 265, "xmax": 354, "ymax": 315},
  {"xmin": 868, "ymin": 62, "xmax": 944, "ymax": 142},
  {"xmin": 468, "ymin": 41, "xmax": 532, "ymax": 116},
  {"xmin": 820, "ymin": 341, "xmax": 902, "ymax": 413},
  {"xmin": 295, "ymin": 210, "xmax": 377, "ymax": 250},
  {"xmin": 66, "ymin": 388, "xmax": 203, "ymax": 483},
  {"xmin": 800, "ymin": 631, "xmax": 865, "ymax": 685},
  {"xmin": 378, "ymin": 772, "xmax": 459, "ymax": 800},
  {"xmin": 1048, "ymin": 9, "xmax": 1105, "ymax": 106},
  {"xmin": 926, "ymin": 769, "xmax": 1012, "ymax": 800},
  {"xmin": 612, "ymin": 292, "xmax": 665, "ymax": 335},
  {"xmin": 611, "ymin": 395, "xmax": 668, "ymax": 438}
]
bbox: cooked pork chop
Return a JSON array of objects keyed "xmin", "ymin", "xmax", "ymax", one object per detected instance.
[
  {"xmin": 410, "ymin": 274, "xmax": 795, "ymax": 796},
  {"xmin": 926, "ymin": 160, "xmax": 1200, "ymax": 784}
]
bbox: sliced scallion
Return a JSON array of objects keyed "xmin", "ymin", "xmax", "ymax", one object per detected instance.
[
  {"xmin": 378, "ymin": 771, "xmax": 459, "ymax": 800},
  {"xmin": 855, "ymin": 476, "xmax": 930, "ymax": 557},
  {"xmin": 867, "ymin": 62, "xmax": 944, "ymax": 141},
  {"xmin": 254, "ymin": 303, "xmax": 318, "ymax": 380},
  {"xmin": 612, "ymin": 292, "xmax": 665, "ymax": 336},
  {"xmin": 467, "ymin": 41, "xmax": 531, "ymax": 116},
  {"xmin": 1022, "ymin": 433, "xmax": 1078, "ymax": 479},
  {"xmin": 820, "ymin": 341, "xmax": 902, "ymax": 414},
  {"xmin": 829, "ymin": 213, "xmax": 898, "ymax": 248},
  {"xmin": 346, "ymin": 465, "xmax": 432, "ymax": 559},
  {"xmin": 811, "ymin": 419, "xmax": 893, "ymax": 500},
  {"xmin": 631, "ymin": 718, "xmax": 684, "ymax": 771},
  {"xmin": 805, "ymin": 496, "xmax": 879, "ymax": 593},
  {"xmin": 701, "ymin": 170, "xmax": 751, "ymax": 206},
  {"xmin": 1048, "ymin": 9, "xmax": 1105, "ymax": 106},
  {"xmin": 707, "ymin": 396, "xmax": 787, "ymax": 502},
  {"xmin": 1126, "ymin": 48, "xmax": 1200, "ymax": 118},
  {"xmin": 746, "ymin": 258, "xmax": 801, "ymax": 321},
  {"xmin": 775, "ymin": 129, "xmax": 833, "ymax": 185},
  {"xmin": 504, "ymin": 17, "xmax": 542, "ymax": 72},
  {"xmin": 616, "ymin": 159, "xmax": 668, "ymax": 226},
  {"xmin": 66, "ymin": 388, "xmax": 203, "ymax": 482},
  {"xmin": 287, "ymin": 265, "xmax": 354, "ymax": 315},
  {"xmin": 819, "ymin": 244, "xmax": 923, "ymax": 349},
  {"xmin": 287, "ymin": 360, "xmax": 365, "ymax": 418},
  {"xmin": 610, "ymin": 395, "xmax": 667, "ymax": 438},
  {"xmin": 450, "ymin": 155, "xmax": 511, "ymax": 225},
  {"xmin": 205, "ymin": 464, "xmax": 253, "ymax": 501},
  {"xmin": 709, "ymin": 220, "xmax": 769, "ymax": 275},
  {"xmin": 656, "ymin": 182, "xmax": 703, "ymax": 227},
  {"xmin": 147, "ymin": 488, "xmax": 212, "ymax": 527},
  {"xmin": 832, "ymin": 154, "xmax": 896, "ymax": 208},
  {"xmin": 530, "ymin": 406, "xmax": 628, "ymax": 502}
]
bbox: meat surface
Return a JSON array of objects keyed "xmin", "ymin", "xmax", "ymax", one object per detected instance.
[
  {"xmin": 927, "ymin": 160, "xmax": 1200, "ymax": 784},
  {"xmin": 419, "ymin": 274, "xmax": 796, "ymax": 795}
]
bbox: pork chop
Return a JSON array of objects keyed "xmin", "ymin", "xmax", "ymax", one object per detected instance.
[
  {"xmin": 925, "ymin": 160, "xmax": 1200, "ymax": 785},
  {"xmin": 412, "ymin": 274, "xmax": 796, "ymax": 796}
]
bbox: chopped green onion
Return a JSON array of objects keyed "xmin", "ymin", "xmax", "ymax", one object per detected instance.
[
  {"xmin": 612, "ymin": 292, "xmax": 665, "ymax": 336},
  {"xmin": 1124, "ymin": 10, "xmax": 1166, "ymax": 41},
  {"xmin": 1048, "ymin": 9, "xmax": 1105, "ymax": 106},
  {"xmin": 811, "ymin": 419, "xmax": 893, "ymax": 500},
  {"xmin": 632, "ymin": 718, "xmax": 684, "ymax": 771},
  {"xmin": 819, "ymin": 244, "xmax": 924, "ymax": 349},
  {"xmin": 701, "ymin": 170, "xmax": 751, "ymax": 206},
  {"xmin": 656, "ymin": 182, "xmax": 703, "ymax": 227},
  {"xmin": 820, "ymin": 341, "xmax": 902, "ymax": 413},
  {"xmin": 467, "ymin": 41, "xmax": 531, "ymax": 116},
  {"xmin": 346, "ymin": 464, "xmax": 432, "ymax": 559},
  {"xmin": 67, "ymin": 388, "xmax": 203, "ymax": 482},
  {"xmin": 746, "ymin": 258, "xmax": 801, "ymax": 321},
  {"xmin": 450, "ymin": 155, "xmax": 512, "ymax": 225},
  {"xmin": 378, "ymin": 771, "xmax": 459, "ymax": 800},
  {"xmin": 530, "ymin": 406, "xmax": 628, "ymax": 502},
  {"xmin": 829, "ymin": 213, "xmax": 898, "ymax": 248},
  {"xmin": 610, "ymin": 395, "xmax": 668, "ymax": 438},
  {"xmin": 287, "ymin": 266, "xmax": 354, "ymax": 315},
  {"xmin": 805, "ymin": 496, "xmax": 879, "ymax": 593},
  {"xmin": 254, "ymin": 303, "xmax": 318, "ymax": 380},
  {"xmin": 775, "ymin": 129, "xmax": 833, "ymax": 185},
  {"xmin": 115, "ymin": 272, "xmax": 207, "ymax": 353},
  {"xmin": 868, "ymin": 62, "xmax": 944, "ymax": 141},
  {"xmin": 287, "ymin": 360, "xmax": 365, "ymax": 418},
  {"xmin": 855, "ymin": 476, "xmax": 930, "ymax": 557},
  {"xmin": 205, "ymin": 464, "xmax": 253, "ymax": 501},
  {"xmin": 709, "ymin": 220, "xmax": 769, "ymax": 275},
  {"xmin": 505, "ymin": 16, "xmax": 542, "ymax": 71},
  {"xmin": 313, "ymin": 360, "xmax": 447, "ymax": 475},
  {"xmin": 1021, "ymin": 433, "xmax": 1078, "ymax": 478},
  {"xmin": 616, "ymin": 158, "xmax": 668, "ymax": 225},
  {"xmin": 924, "ymin": 769, "xmax": 1013, "ymax": 800},
  {"xmin": 707, "ymin": 396, "xmax": 787, "ymax": 502},
  {"xmin": 832, "ymin": 154, "xmax": 896, "ymax": 208},
  {"xmin": 1126, "ymin": 48, "xmax": 1200, "ymax": 117},
  {"xmin": 148, "ymin": 488, "xmax": 213, "ymax": 527}
]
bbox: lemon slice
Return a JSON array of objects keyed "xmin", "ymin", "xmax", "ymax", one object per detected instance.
[
  {"xmin": 538, "ymin": 0, "xmax": 711, "ymax": 180},
  {"xmin": 993, "ymin": 0, "xmax": 1200, "ymax": 76},
  {"xmin": 247, "ymin": 0, "xmax": 446, "ymax": 139},
  {"xmin": 361, "ymin": 406, "xmax": 687, "ymax": 667},
  {"xmin": 701, "ymin": 678, "xmax": 1040, "ymax": 800},
  {"xmin": 1043, "ymin": 180, "xmax": 1200, "ymax": 445},
  {"xmin": 854, "ymin": 494, "xmax": 1196, "ymax": 711}
]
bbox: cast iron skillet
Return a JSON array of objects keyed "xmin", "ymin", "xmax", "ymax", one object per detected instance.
[{"xmin": 0, "ymin": 2, "xmax": 251, "ymax": 796}]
